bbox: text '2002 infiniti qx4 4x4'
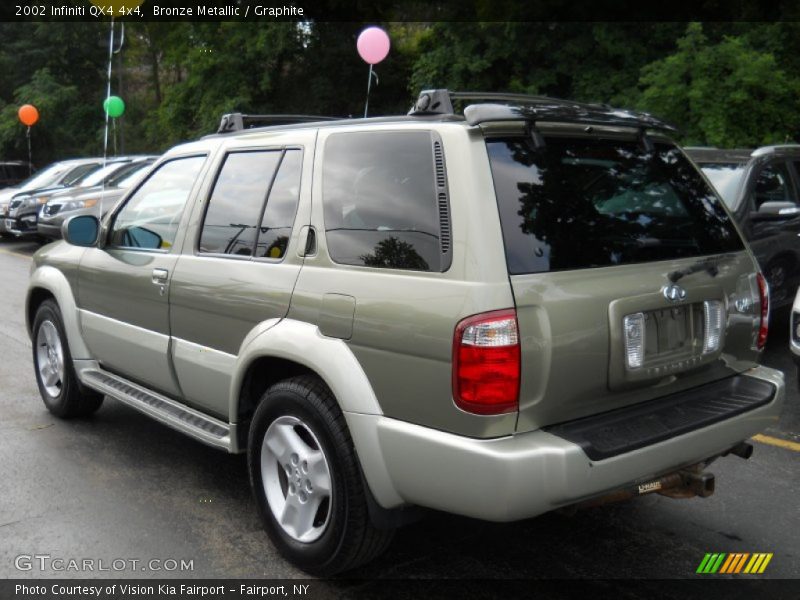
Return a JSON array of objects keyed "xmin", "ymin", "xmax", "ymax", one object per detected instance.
[{"xmin": 26, "ymin": 90, "xmax": 783, "ymax": 575}]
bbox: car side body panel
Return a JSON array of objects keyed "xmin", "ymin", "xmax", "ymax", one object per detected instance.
[
  {"xmin": 288, "ymin": 123, "xmax": 519, "ymax": 438},
  {"xmin": 26, "ymin": 247, "xmax": 89, "ymax": 358},
  {"xmin": 166, "ymin": 130, "xmax": 316, "ymax": 417}
]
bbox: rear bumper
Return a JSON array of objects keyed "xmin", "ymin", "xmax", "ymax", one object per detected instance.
[{"xmin": 347, "ymin": 365, "xmax": 784, "ymax": 521}]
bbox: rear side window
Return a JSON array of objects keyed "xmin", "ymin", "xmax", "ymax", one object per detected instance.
[
  {"xmin": 322, "ymin": 131, "xmax": 447, "ymax": 272},
  {"xmin": 487, "ymin": 136, "xmax": 744, "ymax": 275},
  {"xmin": 199, "ymin": 149, "xmax": 302, "ymax": 258},
  {"xmin": 199, "ymin": 151, "xmax": 282, "ymax": 256},
  {"xmin": 255, "ymin": 150, "xmax": 302, "ymax": 259}
]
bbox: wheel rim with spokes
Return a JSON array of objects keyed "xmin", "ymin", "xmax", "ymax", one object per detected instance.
[
  {"xmin": 261, "ymin": 415, "xmax": 333, "ymax": 543},
  {"xmin": 36, "ymin": 320, "xmax": 64, "ymax": 398}
]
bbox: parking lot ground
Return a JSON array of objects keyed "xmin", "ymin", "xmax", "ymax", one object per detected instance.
[{"xmin": 0, "ymin": 238, "xmax": 798, "ymax": 587}]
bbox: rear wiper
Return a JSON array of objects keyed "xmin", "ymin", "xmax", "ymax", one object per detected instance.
[{"xmin": 668, "ymin": 255, "xmax": 732, "ymax": 283}]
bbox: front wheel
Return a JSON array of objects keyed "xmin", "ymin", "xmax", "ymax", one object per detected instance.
[
  {"xmin": 248, "ymin": 375, "xmax": 393, "ymax": 575},
  {"xmin": 32, "ymin": 299, "xmax": 103, "ymax": 418}
]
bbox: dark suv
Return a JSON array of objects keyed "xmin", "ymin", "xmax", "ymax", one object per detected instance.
[
  {"xmin": 0, "ymin": 161, "xmax": 33, "ymax": 188},
  {"xmin": 686, "ymin": 145, "xmax": 800, "ymax": 307}
]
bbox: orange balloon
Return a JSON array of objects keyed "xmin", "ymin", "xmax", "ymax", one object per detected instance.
[{"xmin": 18, "ymin": 104, "xmax": 39, "ymax": 127}]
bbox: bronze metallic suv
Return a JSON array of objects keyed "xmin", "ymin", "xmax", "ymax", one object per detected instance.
[{"xmin": 26, "ymin": 90, "xmax": 784, "ymax": 574}]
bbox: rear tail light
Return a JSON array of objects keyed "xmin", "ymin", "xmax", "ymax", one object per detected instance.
[
  {"xmin": 453, "ymin": 309, "xmax": 520, "ymax": 415},
  {"xmin": 623, "ymin": 313, "xmax": 645, "ymax": 369},
  {"xmin": 756, "ymin": 273, "xmax": 769, "ymax": 350},
  {"xmin": 703, "ymin": 300, "xmax": 724, "ymax": 354}
]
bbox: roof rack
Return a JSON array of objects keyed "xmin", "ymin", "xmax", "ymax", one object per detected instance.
[
  {"xmin": 408, "ymin": 89, "xmax": 678, "ymax": 133},
  {"xmin": 217, "ymin": 113, "xmax": 338, "ymax": 134}
]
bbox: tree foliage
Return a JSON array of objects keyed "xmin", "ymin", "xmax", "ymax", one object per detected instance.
[
  {"xmin": 638, "ymin": 23, "xmax": 800, "ymax": 146},
  {"xmin": 1, "ymin": 18, "xmax": 800, "ymax": 164}
]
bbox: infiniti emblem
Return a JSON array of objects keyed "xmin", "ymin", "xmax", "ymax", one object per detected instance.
[{"xmin": 663, "ymin": 284, "xmax": 687, "ymax": 303}]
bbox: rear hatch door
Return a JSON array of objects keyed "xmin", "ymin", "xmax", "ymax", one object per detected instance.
[{"xmin": 484, "ymin": 126, "xmax": 764, "ymax": 432}]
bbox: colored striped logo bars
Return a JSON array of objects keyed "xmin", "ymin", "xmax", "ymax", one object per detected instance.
[{"xmin": 696, "ymin": 553, "xmax": 773, "ymax": 574}]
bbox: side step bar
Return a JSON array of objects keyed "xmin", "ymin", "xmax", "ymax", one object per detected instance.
[{"xmin": 78, "ymin": 365, "xmax": 232, "ymax": 451}]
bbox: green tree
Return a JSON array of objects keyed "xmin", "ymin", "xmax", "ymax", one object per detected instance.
[
  {"xmin": 638, "ymin": 23, "xmax": 800, "ymax": 146},
  {"xmin": 409, "ymin": 22, "xmax": 684, "ymax": 106}
]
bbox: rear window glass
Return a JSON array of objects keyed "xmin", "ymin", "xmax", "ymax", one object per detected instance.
[
  {"xmin": 487, "ymin": 137, "xmax": 744, "ymax": 275},
  {"xmin": 322, "ymin": 131, "xmax": 442, "ymax": 272}
]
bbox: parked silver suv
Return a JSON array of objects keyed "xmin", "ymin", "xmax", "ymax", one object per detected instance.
[{"xmin": 26, "ymin": 91, "xmax": 784, "ymax": 575}]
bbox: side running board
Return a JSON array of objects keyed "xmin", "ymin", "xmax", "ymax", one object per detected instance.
[{"xmin": 79, "ymin": 367, "xmax": 232, "ymax": 451}]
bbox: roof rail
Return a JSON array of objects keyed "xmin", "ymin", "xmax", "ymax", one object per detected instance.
[
  {"xmin": 217, "ymin": 113, "xmax": 338, "ymax": 134},
  {"xmin": 408, "ymin": 88, "xmax": 678, "ymax": 133},
  {"xmin": 410, "ymin": 89, "xmax": 588, "ymax": 116}
]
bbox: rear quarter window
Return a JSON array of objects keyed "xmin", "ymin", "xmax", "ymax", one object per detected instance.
[
  {"xmin": 487, "ymin": 136, "xmax": 745, "ymax": 275},
  {"xmin": 322, "ymin": 131, "xmax": 446, "ymax": 272}
]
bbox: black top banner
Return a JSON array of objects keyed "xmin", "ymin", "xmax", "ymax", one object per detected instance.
[{"xmin": 0, "ymin": 0, "xmax": 799, "ymax": 22}]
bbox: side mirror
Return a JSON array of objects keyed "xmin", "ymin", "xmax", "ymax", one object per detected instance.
[
  {"xmin": 63, "ymin": 215, "xmax": 99, "ymax": 247},
  {"xmin": 751, "ymin": 200, "xmax": 800, "ymax": 221}
]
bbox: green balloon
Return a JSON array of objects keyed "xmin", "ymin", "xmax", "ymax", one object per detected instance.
[{"xmin": 103, "ymin": 95, "xmax": 125, "ymax": 118}]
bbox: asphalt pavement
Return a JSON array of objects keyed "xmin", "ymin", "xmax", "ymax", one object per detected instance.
[{"xmin": 0, "ymin": 238, "xmax": 798, "ymax": 588}]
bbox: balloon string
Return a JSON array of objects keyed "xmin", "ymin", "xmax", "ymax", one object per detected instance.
[
  {"xmin": 26, "ymin": 126, "xmax": 32, "ymax": 175},
  {"xmin": 364, "ymin": 64, "xmax": 373, "ymax": 118},
  {"xmin": 102, "ymin": 17, "xmax": 115, "ymax": 217}
]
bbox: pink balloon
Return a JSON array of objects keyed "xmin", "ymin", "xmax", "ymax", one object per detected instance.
[{"xmin": 357, "ymin": 26, "xmax": 390, "ymax": 65}]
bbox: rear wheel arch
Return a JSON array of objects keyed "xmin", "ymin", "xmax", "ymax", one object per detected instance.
[
  {"xmin": 230, "ymin": 319, "xmax": 383, "ymax": 429},
  {"xmin": 235, "ymin": 355, "xmax": 316, "ymax": 448}
]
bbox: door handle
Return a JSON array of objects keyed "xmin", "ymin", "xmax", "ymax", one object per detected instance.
[{"xmin": 152, "ymin": 268, "xmax": 169, "ymax": 285}]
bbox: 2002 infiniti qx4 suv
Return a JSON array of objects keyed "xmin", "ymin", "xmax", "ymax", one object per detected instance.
[{"xmin": 26, "ymin": 90, "xmax": 784, "ymax": 575}]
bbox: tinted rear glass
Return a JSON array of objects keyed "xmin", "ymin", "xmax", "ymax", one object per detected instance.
[
  {"xmin": 487, "ymin": 137, "xmax": 744, "ymax": 275},
  {"xmin": 322, "ymin": 131, "xmax": 442, "ymax": 272}
]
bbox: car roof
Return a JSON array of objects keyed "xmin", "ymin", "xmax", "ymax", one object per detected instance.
[
  {"xmin": 202, "ymin": 90, "xmax": 678, "ymax": 142},
  {"xmin": 685, "ymin": 144, "xmax": 800, "ymax": 164},
  {"xmin": 684, "ymin": 148, "xmax": 753, "ymax": 163}
]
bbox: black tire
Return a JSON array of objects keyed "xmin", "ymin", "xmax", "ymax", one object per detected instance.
[
  {"xmin": 248, "ymin": 375, "xmax": 393, "ymax": 575},
  {"xmin": 32, "ymin": 299, "xmax": 103, "ymax": 418}
]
